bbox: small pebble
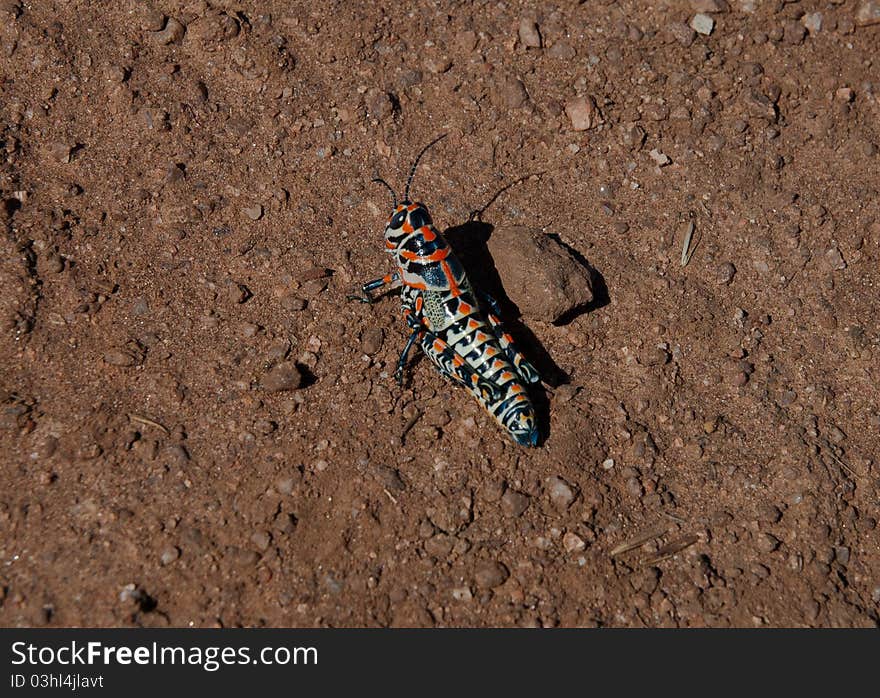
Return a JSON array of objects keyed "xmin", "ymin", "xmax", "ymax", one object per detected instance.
[
  {"xmin": 366, "ymin": 91, "xmax": 395, "ymax": 120},
  {"xmin": 152, "ymin": 17, "xmax": 186, "ymax": 45},
  {"xmin": 488, "ymin": 226, "xmax": 593, "ymax": 322},
  {"xmin": 691, "ymin": 14, "xmax": 715, "ymax": 35},
  {"xmin": 565, "ymin": 96, "xmax": 600, "ymax": 131},
  {"xmin": 451, "ymin": 586, "xmax": 473, "ymax": 602},
  {"xmin": 482, "ymin": 479, "xmax": 506, "ymax": 503},
  {"xmin": 856, "ymin": 1, "xmax": 880, "ymax": 26},
  {"xmin": 732, "ymin": 371, "xmax": 749, "ymax": 387},
  {"xmin": 802, "ymin": 12, "xmax": 822, "ymax": 34},
  {"xmin": 555, "ymin": 384, "xmax": 578, "ymax": 402},
  {"xmin": 668, "ymin": 22, "xmax": 696, "ymax": 47},
  {"xmin": 456, "ymin": 30, "xmax": 478, "ymax": 52},
  {"xmin": 621, "ymin": 123, "xmax": 646, "ymax": 150},
  {"xmin": 262, "ymin": 362, "xmax": 304, "ymax": 392},
  {"xmin": 360, "ymin": 327, "xmax": 384, "ymax": 356},
  {"xmin": 140, "ymin": 6, "xmax": 166, "ymax": 32},
  {"xmin": 240, "ymin": 322, "xmax": 260, "ymax": 338},
  {"xmin": 103, "ymin": 349, "xmax": 138, "ymax": 367},
  {"xmin": 563, "ymin": 532, "xmax": 585, "ymax": 553},
  {"xmin": 131, "ymin": 297, "xmax": 149, "ymax": 316},
  {"xmin": 474, "ymin": 560, "xmax": 509, "ymax": 589},
  {"xmin": 782, "ymin": 20, "xmax": 806, "ymax": 45},
  {"xmin": 684, "ymin": 442, "xmax": 703, "ymax": 461},
  {"xmin": 649, "ymin": 149, "xmax": 671, "ymax": 166},
  {"xmin": 757, "ymin": 504, "xmax": 783, "ymax": 524},
  {"xmin": 425, "ymin": 534, "xmax": 454, "ymax": 558},
  {"xmin": 626, "ymin": 477, "xmax": 643, "ymax": 497},
  {"xmin": 227, "ymin": 283, "xmax": 251, "ymax": 304},
  {"xmin": 640, "ymin": 346, "xmax": 670, "ymax": 366},
  {"xmin": 424, "ymin": 56, "xmax": 452, "ymax": 74},
  {"xmin": 281, "ymin": 294, "xmax": 307, "ymax": 311},
  {"xmin": 548, "ymin": 42, "xmax": 575, "ymax": 59},
  {"xmin": 828, "ymin": 426, "xmax": 846, "ymax": 444},
  {"xmin": 47, "ymin": 141, "xmax": 72, "ymax": 163},
  {"xmin": 499, "ymin": 76, "xmax": 529, "ymax": 109},
  {"xmin": 253, "ymin": 419, "xmax": 276, "ymax": 435},
  {"xmin": 160, "ymin": 546, "xmax": 180, "ymax": 565},
  {"xmin": 716, "ymin": 262, "xmax": 737, "ymax": 285},
  {"xmin": 251, "ymin": 531, "xmax": 271, "ymax": 551},
  {"xmin": 276, "ymin": 477, "xmax": 296, "ymax": 496},
  {"xmin": 166, "ymin": 444, "xmax": 190, "ymax": 467},
  {"xmin": 44, "ymin": 254, "xmax": 64, "ymax": 273},
  {"xmin": 756, "ymin": 533, "xmax": 781, "ymax": 552},
  {"xmin": 242, "ymin": 204, "xmax": 263, "ymax": 221},
  {"xmin": 824, "ymin": 247, "xmax": 846, "ymax": 271},
  {"xmin": 518, "ymin": 18, "xmax": 542, "ymax": 48},
  {"xmin": 711, "ymin": 511, "xmax": 733, "ymax": 527},
  {"xmin": 373, "ymin": 463, "xmax": 405, "ymax": 492},
  {"xmin": 547, "ymin": 475, "xmax": 577, "ymax": 509},
  {"xmin": 500, "ymin": 489, "xmax": 530, "ymax": 517},
  {"xmin": 690, "ymin": 0, "xmax": 723, "ymax": 11}
]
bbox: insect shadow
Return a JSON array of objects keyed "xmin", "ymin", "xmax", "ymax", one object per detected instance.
[
  {"xmin": 442, "ymin": 219, "xmax": 562, "ymax": 382},
  {"xmin": 443, "ymin": 218, "xmax": 605, "ymax": 442},
  {"xmin": 295, "ymin": 362, "xmax": 318, "ymax": 389},
  {"xmin": 443, "ymin": 220, "xmax": 552, "ymax": 439}
]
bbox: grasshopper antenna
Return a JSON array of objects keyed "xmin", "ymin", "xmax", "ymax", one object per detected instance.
[
  {"xmin": 404, "ymin": 133, "xmax": 447, "ymax": 202},
  {"xmin": 468, "ymin": 171, "xmax": 545, "ymax": 222},
  {"xmin": 371, "ymin": 177, "xmax": 398, "ymax": 209}
]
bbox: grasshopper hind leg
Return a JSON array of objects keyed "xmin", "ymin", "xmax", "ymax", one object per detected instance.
[
  {"xmin": 477, "ymin": 291, "xmax": 541, "ymax": 384},
  {"xmin": 419, "ymin": 330, "xmax": 504, "ymax": 403}
]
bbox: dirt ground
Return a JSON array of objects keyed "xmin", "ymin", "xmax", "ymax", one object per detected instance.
[{"xmin": 1, "ymin": 0, "xmax": 879, "ymax": 628}]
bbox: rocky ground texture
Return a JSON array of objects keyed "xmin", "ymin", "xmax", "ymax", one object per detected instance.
[{"xmin": 1, "ymin": 0, "xmax": 879, "ymax": 627}]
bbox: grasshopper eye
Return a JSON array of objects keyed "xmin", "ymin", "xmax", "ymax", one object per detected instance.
[
  {"xmin": 408, "ymin": 207, "xmax": 431, "ymax": 229},
  {"xmin": 390, "ymin": 210, "xmax": 407, "ymax": 229}
]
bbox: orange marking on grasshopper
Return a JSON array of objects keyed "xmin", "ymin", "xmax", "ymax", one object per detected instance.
[{"xmin": 440, "ymin": 260, "xmax": 461, "ymax": 296}]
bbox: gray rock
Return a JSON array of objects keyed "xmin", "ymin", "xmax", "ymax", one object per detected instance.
[
  {"xmin": 691, "ymin": 14, "xmax": 715, "ymax": 35},
  {"xmin": 802, "ymin": 12, "xmax": 822, "ymax": 33}
]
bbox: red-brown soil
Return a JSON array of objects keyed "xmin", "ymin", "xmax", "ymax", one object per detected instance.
[{"xmin": 1, "ymin": 1, "xmax": 879, "ymax": 627}]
